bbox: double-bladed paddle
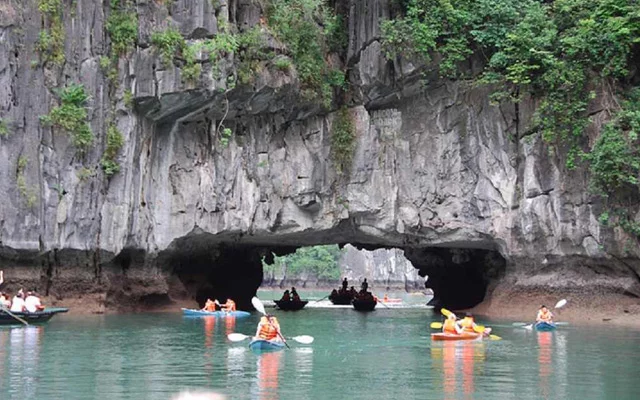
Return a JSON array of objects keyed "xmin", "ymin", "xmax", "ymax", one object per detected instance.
[{"xmin": 227, "ymin": 333, "xmax": 314, "ymax": 344}]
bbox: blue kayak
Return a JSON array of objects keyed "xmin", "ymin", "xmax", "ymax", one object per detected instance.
[
  {"xmin": 535, "ymin": 321, "xmax": 557, "ymax": 331},
  {"xmin": 181, "ymin": 308, "xmax": 250, "ymax": 318},
  {"xmin": 249, "ymin": 338, "xmax": 286, "ymax": 352}
]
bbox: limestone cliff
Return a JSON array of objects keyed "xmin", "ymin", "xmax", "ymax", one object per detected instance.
[{"xmin": 0, "ymin": 0, "xmax": 639, "ymax": 312}]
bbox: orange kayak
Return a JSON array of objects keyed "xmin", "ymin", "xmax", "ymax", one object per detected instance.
[{"xmin": 431, "ymin": 332, "xmax": 482, "ymax": 341}]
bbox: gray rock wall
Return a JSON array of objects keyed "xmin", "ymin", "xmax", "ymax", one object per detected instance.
[{"xmin": 0, "ymin": 0, "xmax": 639, "ymax": 309}]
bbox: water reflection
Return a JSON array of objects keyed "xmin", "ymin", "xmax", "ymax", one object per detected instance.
[
  {"xmin": 0, "ymin": 326, "xmax": 43, "ymax": 398},
  {"xmin": 538, "ymin": 332, "xmax": 553, "ymax": 399},
  {"xmin": 431, "ymin": 341, "xmax": 485, "ymax": 400},
  {"xmin": 204, "ymin": 317, "xmax": 216, "ymax": 348},
  {"xmin": 225, "ymin": 317, "xmax": 236, "ymax": 336},
  {"xmin": 255, "ymin": 351, "xmax": 283, "ymax": 400}
]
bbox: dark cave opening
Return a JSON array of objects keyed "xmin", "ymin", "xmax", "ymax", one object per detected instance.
[{"xmin": 404, "ymin": 247, "xmax": 506, "ymax": 310}]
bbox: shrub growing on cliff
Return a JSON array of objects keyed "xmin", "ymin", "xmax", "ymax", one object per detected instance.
[
  {"xmin": 331, "ymin": 107, "xmax": 356, "ymax": 175},
  {"xmin": 100, "ymin": 124, "xmax": 125, "ymax": 177},
  {"xmin": 151, "ymin": 28, "xmax": 185, "ymax": 66},
  {"xmin": 37, "ymin": 0, "xmax": 65, "ymax": 66},
  {"xmin": 41, "ymin": 84, "xmax": 94, "ymax": 150},
  {"xmin": 16, "ymin": 156, "xmax": 37, "ymax": 208},
  {"xmin": 106, "ymin": 0, "xmax": 138, "ymax": 55},
  {"xmin": 266, "ymin": 0, "xmax": 346, "ymax": 106},
  {"xmin": 0, "ymin": 118, "xmax": 9, "ymax": 137}
]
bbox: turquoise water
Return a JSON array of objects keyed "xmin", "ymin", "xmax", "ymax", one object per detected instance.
[{"xmin": 1, "ymin": 301, "xmax": 639, "ymax": 399}]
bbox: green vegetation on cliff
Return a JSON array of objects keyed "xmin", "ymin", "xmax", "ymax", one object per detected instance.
[
  {"xmin": 101, "ymin": 124, "xmax": 125, "ymax": 177},
  {"xmin": 382, "ymin": 0, "xmax": 640, "ymax": 236},
  {"xmin": 106, "ymin": 0, "xmax": 138, "ymax": 55},
  {"xmin": 37, "ymin": 0, "xmax": 65, "ymax": 66},
  {"xmin": 41, "ymin": 84, "xmax": 94, "ymax": 150},
  {"xmin": 263, "ymin": 245, "xmax": 344, "ymax": 280},
  {"xmin": 16, "ymin": 156, "xmax": 37, "ymax": 208},
  {"xmin": 331, "ymin": 107, "xmax": 356, "ymax": 175}
]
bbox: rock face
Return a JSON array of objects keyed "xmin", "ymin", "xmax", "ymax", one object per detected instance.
[
  {"xmin": 261, "ymin": 244, "xmax": 426, "ymax": 291},
  {"xmin": 0, "ymin": 0, "xmax": 639, "ymax": 311}
]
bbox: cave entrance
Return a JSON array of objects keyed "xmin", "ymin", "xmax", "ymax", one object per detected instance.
[{"xmin": 160, "ymin": 235, "xmax": 506, "ymax": 311}]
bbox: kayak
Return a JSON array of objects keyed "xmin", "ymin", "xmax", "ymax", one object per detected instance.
[
  {"xmin": 249, "ymin": 338, "xmax": 286, "ymax": 352},
  {"xmin": 181, "ymin": 308, "xmax": 251, "ymax": 318},
  {"xmin": 431, "ymin": 332, "xmax": 482, "ymax": 341},
  {"xmin": 535, "ymin": 321, "xmax": 556, "ymax": 331}
]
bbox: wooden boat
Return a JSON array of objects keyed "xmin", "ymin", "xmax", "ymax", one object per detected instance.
[
  {"xmin": 274, "ymin": 300, "xmax": 308, "ymax": 311},
  {"xmin": 431, "ymin": 332, "xmax": 482, "ymax": 341},
  {"xmin": 535, "ymin": 321, "xmax": 556, "ymax": 331},
  {"xmin": 181, "ymin": 308, "xmax": 251, "ymax": 318},
  {"xmin": 0, "ymin": 307, "xmax": 69, "ymax": 325},
  {"xmin": 352, "ymin": 298, "xmax": 377, "ymax": 311},
  {"xmin": 329, "ymin": 292, "xmax": 353, "ymax": 305},
  {"xmin": 249, "ymin": 338, "xmax": 286, "ymax": 352}
]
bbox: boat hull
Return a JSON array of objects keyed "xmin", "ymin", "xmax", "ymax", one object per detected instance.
[
  {"xmin": 0, "ymin": 307, "xmax": 69, "ymax": 326},
  {"xmin": 249, "ymin": 338, "xmax": 286, "ymax": 352},
  {"xmin": 181, "ymin": 308, "xmax": 251, "ymax": 318},
  {"xmin": 329, "ymin": 293, "xmax": 353, "ymax": 305},
  {"xmin": 431, "ymin": 332, "xmax": 482, "ymax": 341},
  {"xmin": 274, "ymin": 300, "xmax": 308, "ymax": 311},
  {"xmin": 535, "ymin": 322, "xmax": 556, "ymax": 331},
  {"xmin": 352, "ymin": 299, "xmax": 377, "ymax": 311}
]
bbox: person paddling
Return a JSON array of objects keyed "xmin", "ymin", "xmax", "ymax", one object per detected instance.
[
  {"xmin": 536, "ymin": 305, "xmax": 554, "ymax": 324},
  {"xmin": 280, "ymin": 290, "xmax": 291, "ymax": 301},
  {"xmin": 442, "ymin": 313, "xmax": 463, "ymax": 335},
  {"xmin": 221, "ymin": 298, "xmax": 236, "ymax": 312},
  {"xmin": 458, "ymin": 312, "xmax": 480, "ymax": 333},
  {"xmin": 203, "ymin": 298, "xmax": 217, "ymax": 312},
  {"xmin": 255, "ymin": 314, "xmax": 284, "ymax": 343}
]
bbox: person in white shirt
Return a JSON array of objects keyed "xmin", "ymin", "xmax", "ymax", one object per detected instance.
[
  {"xmin": 10, "ymin": 292, "xmax": 25, "ymax": 312},
  {"xmin": 24, "ymin": 292, "xmax": 44, "ymax": 313}
]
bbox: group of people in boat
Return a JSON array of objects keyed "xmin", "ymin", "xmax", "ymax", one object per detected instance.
[
  {"xmin": 202, "ymin": 298, "xmax": 236, "ymax": 312},
  {"xmin": 330, "ymin": 277, "xmax": 373, "ymax": 300},
  {"xmin": 441, "ymin": 305, "xmax": 554, "ymax": 335},
  {"xmin": 279, "ymin": 287, "xmax": 301, "ymax": 302},
  {"xmin": 0, "ymin": 271, "xmax": 45, "ymax": 313}
]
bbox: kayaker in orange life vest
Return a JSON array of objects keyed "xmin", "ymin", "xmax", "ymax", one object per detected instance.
[
  {"xmin": 202, "ymin": 298, "xmax": 217, "ymax": 312},
  {"xmin": 536, "ymin": 305, "xmax": 554, "ymax": 323},
  {"xmin": 221, "ymin": 299, "xmax": 236, "ymax": 312},
  {"xmin": 255, "ymin": 315, "xmax": 284, "ymax": 342},
  {"xmin": 458, "ymin": 312, "xmax": 479, "ymax": 333},
  {"xmin": 443, "ymin": 313, "xmax": 463, "ymax": 334}
]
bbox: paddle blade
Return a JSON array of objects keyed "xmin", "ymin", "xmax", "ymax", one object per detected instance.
[
  {"xmin": 512, "ymin": 322, "xmax": 528, "ymax": 327},
  {"xmin": 555, "ymin": 299, "xmax": 567, "ymax": 309},
  {"xmin": 473, "ymin": 325, "xmax": 485, "ymax": 334},
  {"xmin": 555, "ymin": 322, "xmax": 569, "ymax": 326},
  {"xmin": 489, "ymin": 334, "xmax": 502, "ymax": 341},
  {"xmin": 430, "ymin": 322, "xmax": 443, "ymax": 329},
  {"xmin": 441, "ymin": 308, "xmax": 454, "ymax": 318},
  {"xmin": 228, "ymin": 333, "xmax": 249, "ymax": 342},
  {"xmin": 252, "ymin": 296, "xmax": 267, "ymax": 315},
  {"xmin": 292, "ymin": 335, "xmax": 314, "ymax": 344}
]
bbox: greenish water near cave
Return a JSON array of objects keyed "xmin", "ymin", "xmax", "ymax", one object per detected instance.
[{"xmin": 1, "ymin": 296, "xmax": 639, "ymax": 399}]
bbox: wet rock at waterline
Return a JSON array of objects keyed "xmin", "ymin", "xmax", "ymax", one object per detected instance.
[{"xmin": 1, "ymin": 0, "xmax": 639, "ymax": 312}]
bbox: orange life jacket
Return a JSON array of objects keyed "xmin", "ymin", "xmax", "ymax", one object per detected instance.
[
  {"xmin": 443, "ymin": 319, "xmax": 458, "ymax": 334},
  {"xmin": 459, "ymin": 317, "xmax": 475, "ymax": 332},
  {"xmin": 258, "ymin": 317, "xmax": 280, "ymax": 340}
]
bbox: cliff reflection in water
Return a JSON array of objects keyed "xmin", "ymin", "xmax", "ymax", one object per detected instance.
[{"xmin": 431, "ymin": 341, "xmax": 485, "ymax": 400}]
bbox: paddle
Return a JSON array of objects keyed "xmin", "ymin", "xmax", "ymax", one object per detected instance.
[
  {"xmin": 228, "ymin": 333, "xmax": 314, "ymax": 344},
  {"xmin": 251, "ymin": 296, "xmax": 292, "ymax": 349},
  {"xmin": 314, "ymin": 295, "xmax": 330, "ymax": 302},
  {"xmin": 430, "ymin": 322, "xmax": 443, "ymax": 329},
  {"xmin": 375, "ymin": 295, "xmax": 391, "ymax": 309},
  {"xmin": 0, "ymin": 305, "xmax": 29, "ymax": 326}
]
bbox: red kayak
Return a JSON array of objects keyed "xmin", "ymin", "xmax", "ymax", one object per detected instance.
[{"xmin": 431, "ymin": 332, "xmax": 482, "ymax": 341}]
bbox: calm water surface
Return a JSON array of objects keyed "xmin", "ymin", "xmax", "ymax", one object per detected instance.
[{"xmin": 1, "ymin": 294, "xmax": 639, "ymax": 399}]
